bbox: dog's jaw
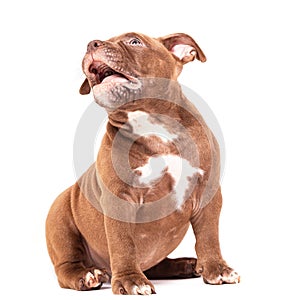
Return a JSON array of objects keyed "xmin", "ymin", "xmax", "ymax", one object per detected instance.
[
  {"xmin": 92, "ymin": 73, "xmax": 141, "ymax": 110},
  {"xmin": 82, "ymin": 54, "xmax": 141, "ymax": 110}
]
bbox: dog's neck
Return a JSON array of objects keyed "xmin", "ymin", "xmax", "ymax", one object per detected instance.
[
  {"xmin": 106, "ymin": 103, "xmax": 175, "ymax": 152},
  {"xmin": 102, "ymin": 80, "xmax": 201, "ymax": 162},
  {"xmin": 108, "ymin": 79, "xmax": 183, "ymax": 122}
]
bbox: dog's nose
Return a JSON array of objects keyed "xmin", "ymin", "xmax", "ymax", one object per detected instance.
[{"xmin": 87, "ymin": 40, "xmax": 104, "ymax": 52}]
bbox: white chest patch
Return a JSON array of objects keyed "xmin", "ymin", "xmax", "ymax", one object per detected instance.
[
  {"xmin": 127, "ymin": 110, "xmax": 177, "ymax": 142},
  {"xmin": 136, "ymin": 154, "xmax": 204, "ymax": 208}
]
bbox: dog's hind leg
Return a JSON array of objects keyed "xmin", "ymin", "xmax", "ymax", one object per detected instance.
[
  {"xmin": 45, "ymin": 187, "xmax": 109, "ymax": 290},
  {"xmin": 144, "ymin": 257, "xmax": 199, "ymax": 279}
]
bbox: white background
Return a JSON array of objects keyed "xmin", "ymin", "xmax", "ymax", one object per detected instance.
[{"xmin": 1, "ymin": 0, "xmax": 299, "ymax": 298}]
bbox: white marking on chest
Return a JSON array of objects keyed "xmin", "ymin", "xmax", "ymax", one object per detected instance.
[
  {"xmin": 127, "ymin": 110, "xmax": 177, "ymax": 142},
  {"xmin": 136, "ymin": 154, "xmax": 204, "ymax": 208}
]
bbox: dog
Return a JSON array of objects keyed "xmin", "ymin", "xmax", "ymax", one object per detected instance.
[{"xmin": 46, "ymin": 32, "xmax": 240, "ymax": 295}]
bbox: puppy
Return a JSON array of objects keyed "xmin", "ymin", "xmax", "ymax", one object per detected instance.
[{"xmin": 46, "ymin": 32, "xmax": 240, "ymax": 295}]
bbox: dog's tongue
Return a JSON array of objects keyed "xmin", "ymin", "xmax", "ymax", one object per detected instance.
[{"xmin": 102, "ymin": 74, "xmax": 129, "ymax": 84}]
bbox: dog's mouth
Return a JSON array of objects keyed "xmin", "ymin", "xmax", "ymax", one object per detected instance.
[{"xmin": 88, "ymin": 61, "xmax": 137, "ymax": 87}]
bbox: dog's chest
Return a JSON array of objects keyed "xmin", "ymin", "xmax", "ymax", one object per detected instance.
[{"xmin": 127, "ymin": 110, "xmax": 204, "ymax": 208}]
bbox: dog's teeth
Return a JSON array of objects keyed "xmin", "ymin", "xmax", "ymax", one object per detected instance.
[{"xmin": 104, "ymin": 71, "xmax": 113, "ymax": 77}]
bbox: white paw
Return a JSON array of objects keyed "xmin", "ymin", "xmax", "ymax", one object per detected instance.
[
  {"xmin": 132, "ymin": 284, "xmax": 152, "ymax": 295},
  {"xmin": 222, "ymin": 270, "xmax": 240, "ymax": 284},
  {"xmin": 84, "ymin": 269, "xmax": 108, "ymax": 288},
  {"xmin": 205, "ymin": 270, "xmax": 240, "ymax": 284}
]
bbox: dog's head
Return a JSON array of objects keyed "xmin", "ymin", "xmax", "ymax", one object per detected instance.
[{"xmin": 80, "ymin": 32, "xmax": 206, "ymax": 110}]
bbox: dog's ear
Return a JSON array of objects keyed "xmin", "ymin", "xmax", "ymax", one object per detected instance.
[
  {"xmin": 79, "ymin": 78, "xmax": 91, "ymax": 95},
  {"xmin": 158, "ymin": 33, "xmax": 206, "ymax": 64}
]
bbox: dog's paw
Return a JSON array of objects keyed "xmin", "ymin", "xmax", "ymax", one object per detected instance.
[
  {"xmin": 204, "ymin": 268, "xmax": 240, "ymax": 285},
  {"xmin": 196, "ymin": 261, "xmax": 240, "ymax": 285},
  {"xmin": 79, "ymin": 268, "xmax": 110, "ymax": 291},
  {"xmin": 112, "ymin": 273, "xmax": 155, "ymax": 295}
]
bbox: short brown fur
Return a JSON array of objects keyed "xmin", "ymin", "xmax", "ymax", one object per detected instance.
[{"xmin": 46, "ymin": 32, "xmax": 239, "ymax": 295}]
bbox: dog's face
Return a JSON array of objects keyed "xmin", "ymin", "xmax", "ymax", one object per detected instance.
[{"xmin": 80, "ymin": 32, "xmax": 206, "ymax": 110}]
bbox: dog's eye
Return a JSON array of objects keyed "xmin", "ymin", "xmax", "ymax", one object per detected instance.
[{"xmin": 129, "ymin": 38, "xmax": 143, "ymax": 46}]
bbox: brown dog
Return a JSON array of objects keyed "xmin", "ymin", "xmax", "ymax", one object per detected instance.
[{"xmin": 46, "ymin": 32, "xmax": 240, "ymax": 295}]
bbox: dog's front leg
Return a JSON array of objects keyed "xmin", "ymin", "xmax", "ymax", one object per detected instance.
[
  {"xmin": 191, "ymin": 187, "xmax": 240, "ymax": 284},
  {"xmin": 104, "ymin": 216, "xmax": 155, "ymax": 295}
]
